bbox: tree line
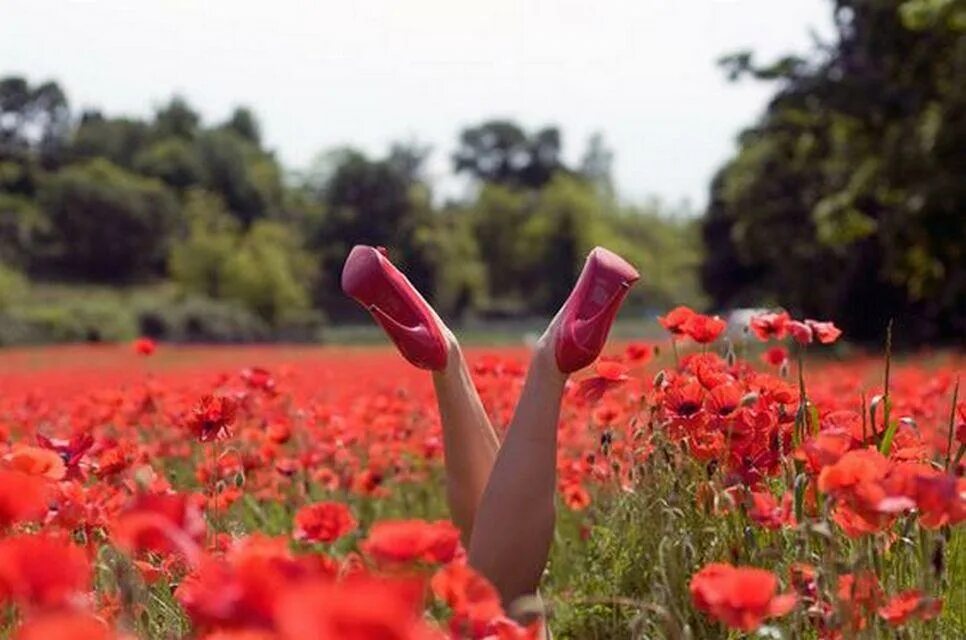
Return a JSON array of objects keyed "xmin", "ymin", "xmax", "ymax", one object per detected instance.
[
  {"xmin": 0, "ymin": 78, "xmax": 703, "ymax": 342},
  {"xmin": 1, "ymin": 0, "xmax": 960, "ymax": 345}
]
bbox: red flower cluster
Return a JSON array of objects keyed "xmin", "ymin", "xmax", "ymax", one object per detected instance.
[
  {"xmin": 750, "ymin": 310, "xmax": 842, "ymax": 345},
  {"xmin": 689, "ymin": 563, "xmax": 796, "ymax": 631},
  {"xmin": 0, "ymin": 317, "xmax": 957, "ymax": 638},
  {"xmin": 658, "ymin": 306, "xmax": 727, "ymax": 344},
  {"xmin": 293, "ymin": 501, "xmax": 357, "ymax": 543}
]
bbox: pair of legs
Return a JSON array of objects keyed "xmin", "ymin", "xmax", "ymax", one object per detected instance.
[
  {"xmin": 432, "ymin": 314, "xmax": 567, "ymax": 613},
  {"xmin": 341, "ymin": 245, "xmax": 639, "ymax": 616}
]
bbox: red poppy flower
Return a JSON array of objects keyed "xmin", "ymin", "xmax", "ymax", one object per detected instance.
[
  {"xmin": 14, "ymin": 612, "xmax": 113, "ymax": 640},
  {"xmin": 133, "ymin": 337, "xmax": 157, "ymax": 356},
  {"xmin": 36, "ymin": 432, "xmax": 94, "ymax": 478},
  {"xmin": 749, "ymin": 312, "xmax": 790, "ymax": 341},
  {"xmin": 293, "ymin": 502, "xmax": 357, "ymax": 543},
  {"xmin": 274, "ymin": 575, "xmax": 431, "ymax": 640},
  {"xmin": 431, "ymin": 562, "xmax": 503, "ymax": 633},
  {"xmin": 787, "ymin": 321, "xmax": 813, "ymax": 345},
  {"xmin": 689, "ymin": 563, "xmax": 796, "ymax": 631},
  {"xmin": 684, "ymin": 314, "xmax": 727, "ymax": 344},
  {"xmin": 186, "ymin": 394, "xmax": 239, "ymax": 442},
  {"xmin": 658, "ymin": 306, "xmax": 697, "ymax": 336},
  {"xmin": 266, "ymin": 422, "xmax": 291, "ymax": 444},
  {"xmin": 561, "ymin": 482, "xmax": 591, "ymax": 511},
  {"xmin": 624, "ymin": 342, "xmax": 654, "ymax": 363},
  {"xmin": 664, "ymin": 379, "xmax": 705, "ymax": 419},
  {"xmin": 761, "ymin": 346, "xmax": 788, "ymax": 367},
  {"xmin": 818, "ymin": 449, "xmax": 889, "ymax": 494},
  {"xmin": 836, "ymin": 571, "xmax": 883, "ymax": 631},
  {"xmin": 804, "ymin": 319, "xmax": 842, "ymax": 344},
  {"xmin": 113, "ymin": 492, "xmax": 207, "ymax": 561},
  {"xmin": 788, "ymin": 563, "xmax": 817, "ymax": 599},
  {"xmin": 6, "ymin": 445, "xmax": 67, "ymax": 480},
  {"xmin": 576, "ymin": 361, "xmax": 629, "ymax": 403},
  {"xmin": 0, "ymin": 469, "xmax": 49, "ymax": 528},
  {"xmin": 706, "ymin": 383, "xmax": 743, "ymax": 418},
  {"xmin": 0, "ymin": 534, "xmax": 91, "ymax": 609},
  {"xmin": 746, "ymin": 491, "xmax": 794, "ymax": 530},
  {"xmin": 798, "ymin": 430, "xmax": 853, "ymax": 472},
  {"xmin": 241, "ymin": 367, "xmax": 276, "ymax": 393},
  {"xmin": 361, "ymin": 519, "xmax": 460, "ymax": 565},
  {"xmin": 878, "ymin": 590, "xmax": 942, "ymax": 626}
]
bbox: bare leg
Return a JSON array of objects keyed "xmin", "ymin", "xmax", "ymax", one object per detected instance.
[
  {"xmin": 431, "ymin": 325, "xmax": 501, "ymax": 545},
  {"xmin": 468, "ymin": 329, "xmax": 567, "ymax": 613}
]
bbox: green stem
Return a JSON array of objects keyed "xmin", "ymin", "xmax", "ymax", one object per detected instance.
[{"xmin": 945, "ymin": 378, "xmax": 959, "ymax": 471}]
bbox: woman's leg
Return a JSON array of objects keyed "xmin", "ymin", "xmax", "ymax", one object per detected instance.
[
  {"xmin": 341, "ymin": 245, "xmax": 500, "ymax": 543},
  {"xmin": 431, "ymin": 329, "xmax": 501, "ymax": 544},
  {"xmin": 467, "ymin": 329, "xmax": 567, "ymax": 613},
  {"xmin": 467, "ymin": 247, "xmax": 638, "ymax": 615}
]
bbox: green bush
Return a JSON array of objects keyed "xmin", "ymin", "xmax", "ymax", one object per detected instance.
[
  {"xmin": 38, "ymin": 158, "xmax": 180, "ymax": 280},
  {"xmin": 136, "ymin": 296, "xmax": 272, "ymax": 343},
  {"xmin": 0, "ymin": 262, "xmax": 27, "ymax": 310},
  {"xmin": 219, "ymin": 221, "xmax": 313, "ymax": 324},
  {"xmin": 170, "ymin": 193, "xmax": 313, "ymax": 325},
  {"xmin": 0, "ymin": 298, "xmax": 138, "ymax": 345}
]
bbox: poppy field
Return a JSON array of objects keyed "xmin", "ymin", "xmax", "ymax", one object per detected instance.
[{"xmin": 0, "ymin": 311, "xmax": 963, "ymax": 639}]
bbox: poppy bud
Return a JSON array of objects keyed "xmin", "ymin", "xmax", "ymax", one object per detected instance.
[
  {"xmin": 870, "ymin": 395, "xmax": 884, "ymax": 410},
  {"xmin": 740, "ymin": 392, "xmax": 759, "ymax": 407},
  {"xmin": 653, "ymin": 370, "xmax": 667, "ymax": 389},
  {"xmin": 725, "ymin": 342, "xmax": 737, "ymax": 367},
  {"xmin": 779, "ymin": 360, "xmax": 789, "ymax": 378}
]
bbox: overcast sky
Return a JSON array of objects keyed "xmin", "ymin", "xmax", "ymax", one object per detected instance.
[{"xmin": 1, "ymin": 0, "xmax": 833, "ymax": 209}]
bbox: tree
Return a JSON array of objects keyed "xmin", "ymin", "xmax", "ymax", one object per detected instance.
[
  {"xmin": 310, "ymin": 146, "xmax": 437, "ymax": 316},
  {"xmin": 153, "ymin": 96, "xmax": 200, "ymax": 140},
  {"xmin": 579, "ymin": 133, "xmax": 615, "ymax": 199},
  {"xmin": 38, "ymin": 159, "xmax": 179, "ymax": 280},
  {"xmin": 0, "ymin": 261, "xmax": 27, "ymax": 311},
  {"xmin": 702, "ymin": 0, "xmax": 966, "ymax": 343},
  {"xmin": 219, "ymin": 221, "xmax": 313, "ymax": 324},
  {"xmin": 0, "ymin": 77, "xmax": 70, "ymax": 165},
  {"xmin": 195, "ymin": 129, "xmax": 283, "ymax": 224},
  {"xmin": 453, "ymin": 120, "xmax": 567, "ymax": 189},
  {"xmin": 134, "ymin": 137, "xmax": 205, "ymax": 190},
  {"xmin": 223, "ymin": 107, "xmax": 261, "ymax": 145},
  {"xmin": 70, "ymin": 112, "xmax": 152, "ymax": 170},
  {"xmin": 169, "ymin": 189, "xmax": 240, "ymax": 298}
]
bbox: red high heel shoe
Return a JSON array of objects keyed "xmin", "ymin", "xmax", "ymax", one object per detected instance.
[
  {"xmin": 341, "ymin": 245, "xmax": 448, "ymax": 370},
  {"xmin": 555, "ymin": 247, "xmax": 640, "ymax": 373}
]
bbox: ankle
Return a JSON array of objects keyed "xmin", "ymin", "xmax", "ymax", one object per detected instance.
[{"xmin": 532, "ymin": 332, "xmax": 568, "ymax": 382}]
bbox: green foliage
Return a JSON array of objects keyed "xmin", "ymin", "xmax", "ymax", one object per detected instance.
[
  {"xmin": 195, "ymin": 129, "xmax": 283, "ymax": 224},
  {"xmin": 38, "ymin": 158, "xmax": 179, "ymax": 280},
  {"xmin": 0, "ymin": 76, "xmax": 70, "ymax": 162},
  {"xmin": 70, "ymin": 112, "xmax": 152, "ymax": 169},
  {"xmin": 169, "ymin": 189, "xmax": 241, "ymax": 298},
  {"xmin": 136, "ymin": 296, "xmax": 272, "ymax": 343},
  {"xmin": 466, "ymin": 176, "xmax": 706, "ymax": 315},
  {"xmin": 453, "ymin": 120, "xmax": 567, "ymax": 189},
  {"xmin": 0, "ymin": 261, "xmax": 27, "ymax": 310},
  {"xmin": 133, "ymin": 137, "xmax": 206, "ymax": 190},
  {"xmin": 0, "ymin": 190, "xmax": 48, "ymax": 266},
  {"xmin": 1, "ymin": 73, "xmax": 709, "ymax": 340},
  {"xmin": 219, "ymin": 221, "xmax": 313, "ymax": 324},
  {"xmin": 703, "ymin": 0, "xmax": 965, "ymax": 343},
  {"xmin": 1, "ymin": 298, "xmax": 138, "ymax": 344},
  {"xmin": 171, "ymin": 191, "xmax": 312, "ymax": 324}
]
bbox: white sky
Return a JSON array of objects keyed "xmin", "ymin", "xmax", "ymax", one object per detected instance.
[{"xmin": 1, "ymin": 0, "xmax": 833, "ymax": 209}]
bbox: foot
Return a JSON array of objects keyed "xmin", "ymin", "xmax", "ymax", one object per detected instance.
[
  {"xmin": 550, "ymin": 247, "xmax": 640, "ymax": 373},
  {"xmin": 341, "ymin": 245, "xmax": 449, "ymax": 370}
]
